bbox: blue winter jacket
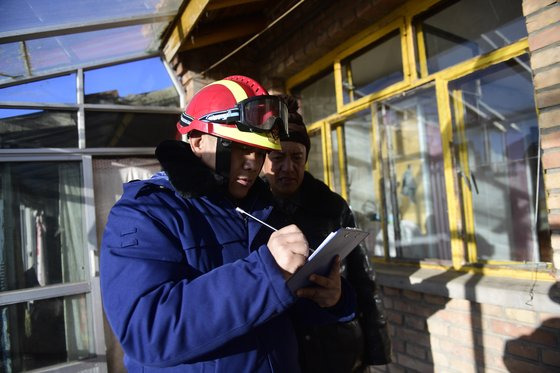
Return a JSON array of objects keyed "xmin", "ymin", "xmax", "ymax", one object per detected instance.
[{"xmin": 100, "ymin": 140, "xmax": 356, "ymax": 372}]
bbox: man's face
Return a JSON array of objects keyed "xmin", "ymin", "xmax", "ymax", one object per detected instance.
[
  {"xmin": 228, "ymin": 142, "xmax": 266, "ymax": 199},
  {"xmin": 262, "ymin": 141, "xmax": 306, "ymax": 198}
]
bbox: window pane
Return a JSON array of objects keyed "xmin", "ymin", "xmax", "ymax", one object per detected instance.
[
  {"xmin": 379, "ymin": 87, "xmax": 451, "ymax": 260},
  {"xmin": 0, "ymin": 109, "xmax": 78, "ymax": 148},
  {"xmin": 307, "ymin": 130, "xmax": 325, "ymax": 183},
  {"xmin": 0, "ymin": 74, "xmax": 76, "ymax": 104},
  {"xmin": 416, "ymin": 0, "xmax": 527, "ymax": 74},
  {"xmin": 85, "ymin": 111, "xmax": 179, "ymax": 147},
  {"xmin": 293, "ymin": 71, "xmax": 336, "ymax": 124},
  {"xmin": 0, "ymin": 162, "xmax": 86, "ymax": 291},
  {"xmin": 449, "ymin": 54, "xmax": 548, "ymax": 262},
  {"xmin": 0, "ymin": 294, "xmax": 93, "ymax": 371},
  {"xmin": 84, "ymin": 57, "xmax": 180, "ymax": 107},
  {"xmin": 342, "ymin": 31, "xmax": 403, "ymax": 104},
  {"xmin": 341, "ymin": 109, "xmax": 384, "ymax": 257}
]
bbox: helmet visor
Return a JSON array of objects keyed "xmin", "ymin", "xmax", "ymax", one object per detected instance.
[
  {"xmin": 239, "ymin": 96, "xmax": 289, "ymax": 135},
  {"xmin": 199, "ymin": 95, "xmax": 289, "ymax": 136}
]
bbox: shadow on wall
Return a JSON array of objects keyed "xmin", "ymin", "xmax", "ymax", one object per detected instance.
[{"xmin": 503, "ymin": 282, "xmax": 560, "ymax": 372}]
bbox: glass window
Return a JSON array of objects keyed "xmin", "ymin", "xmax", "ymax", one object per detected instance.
[
  {"xmin": 84, "ymin": 58, "xmax": 180, "ymax": 107},
  {"xmin": 292, "ymin": 71, "xmax": 337, "ymax": 124},
  {"xmin": 85, "ymin": 111, "xmax": 179, "ymax": 147},
  {"xmin": 0, "ymin": 74, "xmax": 76, "ymax": 104},
  {"xmin": 378, "ymin": 87, "xmax": 451, "ymax": 260},
  {"xmin": 0, "ymin": 109, "xmax": 78, "ymax": 148},
  {"xmin": 307, "ymin": 129, "xmax": 325, "ymax": 183},
  {"xmin": 341, "ymin": 30, "xmax": 404, "ymax": 104},
  {"xmin": 449, "ymin": 54, "xmax": 548, "ymax": 262},
  {"xmin": 340, "ymin": 109, "xmax": 384, "ymax": 257},
  {"xmin": 0, "ymin": 161, "xmax": 86, "ymax": 292},
  {"xmin": 331, "ymin": 125, "xmax": 343, "ymax": 196},
  {"xmin": 416, "ymin": 0, "xmax": 527, "ymax": 75},
  {"xmin": 0, "ymin": 294, "xmax": 93, "ymax": 372}
]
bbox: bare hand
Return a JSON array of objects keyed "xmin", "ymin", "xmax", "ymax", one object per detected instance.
[
  {"xmin": 295, "ymin": 256, "xmax": 342, "ymax": 308},
  {"xmin": 267, "ymin": 224, "xmax": 309, "ymax": 280}
]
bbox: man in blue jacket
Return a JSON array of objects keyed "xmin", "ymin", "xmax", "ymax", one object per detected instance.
[{"xmin": 100, "ymin": 75, "xmax": 356, "ymax": 372}]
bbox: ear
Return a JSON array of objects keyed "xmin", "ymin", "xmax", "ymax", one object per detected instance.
[{"xmin": 189, "ymin": 133, "xmax": 204, "ymax": 158}]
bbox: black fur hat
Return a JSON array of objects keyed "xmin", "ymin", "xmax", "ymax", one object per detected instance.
[{"xmin": 277, "ymin": 94, "xmax": 310, "ymax": 158}]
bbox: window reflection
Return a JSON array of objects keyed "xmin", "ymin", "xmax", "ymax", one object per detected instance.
[
  {"xmin": 449, "ymin": 54, "xmax": 548, "ymax": 262},
  {"xmin": 378, "ymin": 87, "xmax": 451, "ymax": 260},
  {"xmin": 0, "ymin": 74, "xmax": 76, "ymax": 104},
  {"xmin": 0, "ymin": 295, "xmax": 92, "ymax": 371},
  {"xmin": 341, "ymin": 110, "xmax": 383, "ymax": 257},
  {"xmin": 293, "ymin": 71, "xmax": 337, "ymax": 124},
  {"xmin": 342, "ymin": 30, "xmax": 404, "ymax": 104},
  {"xmin": 416, "ymin": 0, "xmax": 527, "ymax": 75},
  {"xmin": 84, "ymin": 57, "xmax": 180, "ymax": 107},
  {"xmin": 85, "ymin": 111, "xmax": 179, "ymax": 147},
  {"xmin": 0, "ymin": 161, "xmax": 86, "ymax": 291},
  {"xmin": 307, "ymin": 130, "xmax": 325, "ymax": 183},
  {"xmin": 0, "ymin": 109, "xmax": 78, "ymax": 148}
]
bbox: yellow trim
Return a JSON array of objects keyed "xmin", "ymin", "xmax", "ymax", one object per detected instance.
[
  {"xmin": 334, "ymin": 61, "xmax": 344, "ymax": 112},
  {"xmin": 325, "ymin": 122, "xmax": 334, "ymax": 189},
  {"xmin": 415, "ymin": 22, "xmax": 429, "ymax": 78},
  {"xmin": 162, "ymin": 0, "xmax": 211, "ymax": 61},
  {"xmin": 435, "ymin": 78, "xmax": 464, "ymax": 269},
  {"xmin": 212, "ymin": 125, "xmax": 281, "ymax": 151},
  {"xmin": 284, "ymin": 0, "xmax": 547, "ymax": 277},
  {"xmin": 370, "ymin": 103, "xmax": 389, "ymax": 259},
  {"xmin": 208, "ymin": 79, "xmax": 249, "ymax": 103},
  {"xmin": 335, "ymin": 125, "xmax": 348, "ymax": 200},
  {"xmin": 452, "ymin": 89, "xmax": 477, "ymax": 263},
  {"xmin": 404, "ymin": 16, "xmax": 419, "ymax": 82}
]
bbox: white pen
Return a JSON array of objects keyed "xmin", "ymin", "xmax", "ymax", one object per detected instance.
[{"xmin": 235, "ymin": 207, "xmax": 278, "ymax": 232}]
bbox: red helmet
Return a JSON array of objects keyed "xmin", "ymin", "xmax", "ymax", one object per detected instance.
[{"xmin": 177, "ymin": 75, "xmax": 288, "ymax": 151}]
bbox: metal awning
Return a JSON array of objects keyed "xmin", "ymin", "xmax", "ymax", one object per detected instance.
[{"xmin": 0, "ymin": 0, "xmax": 183, "ymax": 86}]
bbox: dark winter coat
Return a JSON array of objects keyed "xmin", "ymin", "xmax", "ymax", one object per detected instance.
[{"xmin": 265, "ymin": 171, "xmax": 392, "ymax": 372}]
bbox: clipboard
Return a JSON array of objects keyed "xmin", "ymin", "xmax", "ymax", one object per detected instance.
[{"xmin": 286, "ymin": 227, "xmax": 369, "ymax": 292}]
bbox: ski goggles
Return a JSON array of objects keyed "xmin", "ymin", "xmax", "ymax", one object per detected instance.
[{"xmin": 181, "ymin": 95, "xmax": 289, "ymax": 135}]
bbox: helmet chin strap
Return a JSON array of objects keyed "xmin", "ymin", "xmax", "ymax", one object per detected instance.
[{"xmin": 215, "ymin": 137, "xmax": 232, "ymax": 179}]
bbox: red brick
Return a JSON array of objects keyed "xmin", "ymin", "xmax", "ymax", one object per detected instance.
[
  {"xmin": 549, "ymin": 213, "xmax": 560, "ymax": 230},
  {"xmin": 523, "ymin": 0, "xmax": 558, "ymax": 17},
  {"xmin": 534, "ymin": 65, "xmax": 560, "ymax": 90},
  {"xmin": 520, "ymin": 327, "xmax": 558, "ymax": 347},
  {"xmin": 395, "ymin": 352, "xmax": 433, "ymax": 373},
  {"xmin": 541, "ymin": 130, "xmax": 560, "ymax": 149},
  {"xmin": 490, "ymin": 319, "xmax": 535, "ymax": 337},
  {"xmin": 539, "ymin": 107, "xmax": 560, "ymax": 128},
  {"xmin": 526, "ymin": 5, "xmax": 560, "ymax": 33},
  {"xmin": 404, "ymin": 314, "xmax": 426, "ymax": 331},
  {"xmin": 542, "ymin": 347, "xmax": 560, "ymax": 366},
  {"xmin": 387, "ymin": 310, "xmax": 404, "ymax": 325},
  {"xmin": 505, "ymin": 339, "xmax": 539, "ymax": 360},
  {"xmin": 529, "ymin": 24, "xmax": 560, "ymax": 51},
  {"xmin": 405, "ymin": 342, "xmax": 427, "ymax": 359},
  {"xmin": 548, "ymin": 194, "xmax": 560, "ymax": 209},
  {"xmin": 423, "ymin": 293, "xmax": 448, "ymax": 305},
  {"xmin": 503, "ymin": 355, "xmax": 552, "ymax": 373},
  {"xmin": 531, "ymin": 46, "xmax": 560, "ymax": 69},
  {"xmin": 542, "ymin": 150, "xmax": 560, "ymax": 168},
  {"xmin": 536, "ymin": 86, "xmax": 560, "ymax": 108},
  {"xmin": 402, "ymin": 289, "xmax": 422, "ymax": 300}
]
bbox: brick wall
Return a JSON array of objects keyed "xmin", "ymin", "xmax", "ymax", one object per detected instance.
[
  {"xmin": 523, "ymin": 0, "xmax": 560, "ymax": 277},
  {"xmin": 369, "ymin": 286, "xmax": 560, "ymax": 373}
]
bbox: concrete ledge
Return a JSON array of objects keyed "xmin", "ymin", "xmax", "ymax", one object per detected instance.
[{"xmin": 375, "ymin": 263, "xmax": 560, "ymax": 314}]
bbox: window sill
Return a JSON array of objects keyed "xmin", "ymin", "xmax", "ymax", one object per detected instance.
[{"xmin": 375, "ymin": 263, "xmax": 560, "ymax": 313}]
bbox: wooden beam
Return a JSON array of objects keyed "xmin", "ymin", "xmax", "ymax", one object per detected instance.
[
  {"xmin": 163, "ymin": 0, "xmax": 211, "ymax": 61},
  {"xmin": 178, "ymin": 18, "xmax": 266, "ymax": 51},
  {"xmin": 207, "ymin": 0, "xmax": 266, "ymax": 11}
]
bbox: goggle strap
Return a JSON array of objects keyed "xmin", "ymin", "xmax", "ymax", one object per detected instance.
[{"xmin": 179, "ymin": 113, "xmax": 194, "ymax": 127}]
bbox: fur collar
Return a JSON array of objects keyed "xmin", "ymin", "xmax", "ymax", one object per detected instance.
[{"xmin": 155, "ymin": 139, "xmax": 227, "ymax": 198}]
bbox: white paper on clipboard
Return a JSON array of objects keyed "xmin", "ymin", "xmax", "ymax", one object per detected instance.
[{"xmin": 286, "ymin": 227, "xmax": 369, "ymax": 292}]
